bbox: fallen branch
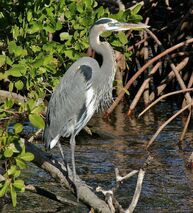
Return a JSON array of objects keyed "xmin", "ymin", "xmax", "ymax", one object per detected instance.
[
  {"xmin": 25, "ymin": 141, "xmax": 111, "ymax": 213},
  {"xmin": 25, "ymin": 184, "xmax": 78, "ymax": 206}
]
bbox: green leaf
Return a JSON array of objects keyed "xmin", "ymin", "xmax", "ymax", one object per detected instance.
[
  {"xmin": 43, "ymin": 55, "xmax": 54, "ymax": 66},
  {"xmin": 44, "ymin": 25, "xmax": 55, "ymax": 33},
  {"xmin": 9, "ymin": 81, "xmax": 14, "ymax": 92},
  {"xmin": 6, "ymin": 68, "xmax": 22, "ymax": 77},
  {"xmin": 56, "ymin": 21, "xmax": 62, "ymax": 31},
  {"xmin": 10, "ymin": 184, "xmax": 17, "ymax": 207},
  {"xmin": 0, "ymin": 55, "xmax": 6, "ymax": 67},
  {"xmin": 64, "ymin": 49, "xmax": 74, "ymax": 59},
  {"xmin": 0, "ymin": 73, "xmax": 7, "ymax": 80},
  {"xmin": 20, "ymin": 152, "xmax": 34, "ymax": 161},
  {"xmin": 14, "ymin": 169, "xmax": 21, "ymax": 178},
  {"xmin": 8, "ymin": 41, "xmax": 17, "ymax": 54},
  {"xmin": 31, "ymin": 104, "xmax": 44, "ymax": 114},
  {"xmin": 7, "ymin": 165, "xmax": 17, "ymax": 176},
  {"xmin": 118, "ymin": 32, "xmax": 128, "ymax": 45},
  {"xmin": 9, "ymin": 143, "xmax": 20, "ymax": 153},
  {"xmin": 97, "ymin": 6, "xmax": 105, "ymax": 18},
  {"xmin": 111, "ymin": 39, "xmax": 122, "ymax": 47},
  {"xmin": 77, "ymin": 3, "xmax": 84, "ymax": 13},
  {"xmin": 60, "ymin": 32, "xmax": 72, "ymax": 41},
  {"xmin": 101, "ymin": 31, "xmax": 112, "ymax": 38},
  {"xmin": 28, "ymin": 22, "xmax": 41, "ymax": 34},
  {"xmin": 14, "ymin": 123, "xmax": 23, "ymax": 134},
  {"xmin": 6, "ymin": 56, "xmax": 13, "ymax": 66},
  {"xmin": 4, "ymin": 148, "xmax": 13, "ymax": 158},
  {"xmin": 13, "ymin": 179, "xmax": 25, "ymax": 190},
  {"xmin": 29, "ymin": 113, "xmax": 45, "ymax": 129},
  {"xmin": 6, "ymin": 64, "xmax": 26, "ymax": 77},
  {"xmin": 131, "ymin": 4, "xmax": 142, "ymax": 15},
  {"xmin": 8, "ymin": 41, "xmax": 27, "ymax": 57},
  {"xmin": 15, "ymin": 80, "xmax": 24, "ymax": 91},
  {"xmin": 31, "ymin": 45, "xmax": 41, "ymax": 53},
  {"xmin": 27, "ymin": 10, "xmax": 32, "ymax": 22},
  {"xmin": 16, "ymin": 158, "xmax": 27, "ymax": 169},
  {"xmin": 0, "ymin": 181, "xmax": 9, "ymax": 197},
  {"xmin": 4, "ymin": 99, "xmax": 14, "ymax": 109}
]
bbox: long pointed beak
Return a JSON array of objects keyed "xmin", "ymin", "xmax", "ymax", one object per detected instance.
[{"xmin": 107, "ymin": 22, "xmax": 149, "ymax": 31}]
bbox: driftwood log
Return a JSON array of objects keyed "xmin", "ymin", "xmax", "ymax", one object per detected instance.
[
  {"xmin": 24, "ymin": 139, "xmax": 147, "ymax": 213},
  {"xmin": 25, "ymin": 141, "xmax": 112, "ymax": 213}
]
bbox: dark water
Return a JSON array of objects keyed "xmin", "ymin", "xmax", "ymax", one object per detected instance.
[{"xmin": 1, "ymin": 102, "xmax": 193, "ymax": 212}]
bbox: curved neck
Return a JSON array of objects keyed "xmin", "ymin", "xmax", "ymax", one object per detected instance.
[{"xmin": 89, "ymin": 29, "xmax": 116, "ymax": 75}]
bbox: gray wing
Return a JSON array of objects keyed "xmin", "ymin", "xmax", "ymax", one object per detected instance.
[{"xmin": 43, "ymin": 57, "xmax": 99, "ymax": 147}]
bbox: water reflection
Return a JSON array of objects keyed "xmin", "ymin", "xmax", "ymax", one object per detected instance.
[{"xmin": 2, "ymin": 102, "xmax": 193, "ymax": 212}]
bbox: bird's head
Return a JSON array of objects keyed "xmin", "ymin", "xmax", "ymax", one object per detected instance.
[{"xmin": 91, "ymin": 18, "xmax": 149, "ymax": 33}]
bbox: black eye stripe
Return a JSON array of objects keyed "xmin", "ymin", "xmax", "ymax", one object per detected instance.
[{"xmin": 94, "ymin": 18, "xmax": 113, "ymax": 25}]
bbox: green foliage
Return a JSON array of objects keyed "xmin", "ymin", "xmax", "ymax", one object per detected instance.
[
  {"xmin": 0, "ymin": 132, "xmax": 34, "ymax": 207},
  {"xmin": 0, "ymin": 0, "xmax": 143, "ymax": 207}
]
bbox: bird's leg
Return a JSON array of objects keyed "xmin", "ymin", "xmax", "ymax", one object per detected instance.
[
  {"xmin": 70, "ymin": 135, "xmax": 76, "ymax": 182},
  {"xmin": 70, "ymin": 134, "xmax": 80, "ymax": 200},
  {"xmin": 57, "ymin": 142, "xmax": 68, "ymax": 170}
]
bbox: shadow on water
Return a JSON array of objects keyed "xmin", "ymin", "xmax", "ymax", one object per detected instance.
[{"xmin": 2, "ymin": 102, "xmax": 193, "ymax": 212}]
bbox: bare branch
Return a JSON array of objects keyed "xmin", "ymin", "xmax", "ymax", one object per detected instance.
[
  {"xmin": 138, "ymin": 88, "xmax": 193, "ymax": 118},
  {"xmin": 96, "ymin": 187, "xmax": 115, "ymax": 213},
  {"xmin": 128, "ymin": 62, "xmax": 162, "ymax": 116},
  {"xmin": 149, "ymin": 57, "xmax": 189, "ymax": 102},
  {"xmin": 106, "ymin": 38, "xmax": 193, "ymax": 116},
  {"xmin": 125, "ymin": 169, "xmax": 145, "ymax": 213},
  {"xmin": 115, "ymin": 168, "xmax": 138, "ymax": 182},
  {"xmin": 179, "ymin": 109, "xmax": 192, "ymax": 142},
  {"xmin": 146, "ymin": 102, "xmax": 193, "ymax": 149}
]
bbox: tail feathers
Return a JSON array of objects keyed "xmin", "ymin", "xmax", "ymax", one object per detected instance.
[
  {"xmin": 49, "ymin": 134, "xmax": 60, "ymax": 149},
  {"xmin": 44, "ymin": 129, "xmax": 60, "ymax": 150}
]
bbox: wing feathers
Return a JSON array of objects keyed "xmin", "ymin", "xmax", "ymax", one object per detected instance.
[{"xmin": 43, "ymin": 63, "xmax": 96, "ymax": 146}]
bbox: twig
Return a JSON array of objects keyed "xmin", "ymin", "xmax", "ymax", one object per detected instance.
[
  {"xmin": 96, "ymin": 187, "xmax": 115, "ymax": 213},
  {"xmin": 146, "ymin": 102, "xmax": 193, "ymax": 149},
  {"xmin": 179, "ymin": 109, "xmax": 192, "ymax": 142},
  {"xmin": 149, "ymin": 57, "xmax": 189, "ymax": 102},
  {"xmin": 128, "ymin": 38, "xmax": 146, "ymax": 51},
  {"xmin": 145, "ymin": 28, "xmax": 192, "ymax": 104},
  {"xmin": 115, "ymin": 168, "xmax": 138, "ymax": 182},
  {"xmin": 143, "ymin": 19, "xmax": 150, "ymax": 106},
  {"xmin": 28, "ymin": 129, "xmax": 42, "ymax": 143},
  {"xmin": 170, "ymin": 63, "xmax": 192, "ymax": 104},
  {"xmin": 125, "ymin": 169, "xmax": 145, "ymax": 213},
  {"xmin": 138, "ymin": 88, "xmax": 193, "ymax": 118},
  {"xmin": 128, "ymin": 62, "xmax": 162, "ymax": 116}
]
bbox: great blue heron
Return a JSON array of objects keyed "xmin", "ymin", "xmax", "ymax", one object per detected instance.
[{"xmin": 43, "ymin": 18, "xmax": 148, "ymax": 190}]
